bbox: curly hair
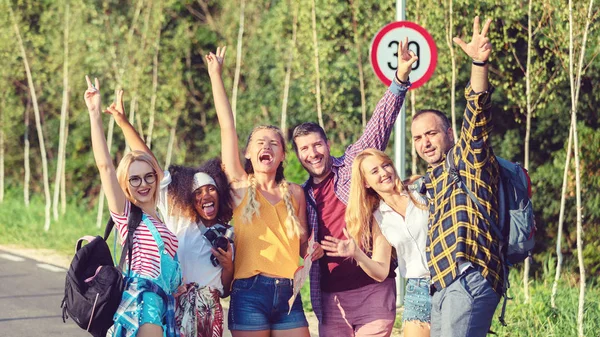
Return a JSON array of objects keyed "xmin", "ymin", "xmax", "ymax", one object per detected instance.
[{"xmin": 167, "ymin": 158, "xmax": 234, "ymax": 225}]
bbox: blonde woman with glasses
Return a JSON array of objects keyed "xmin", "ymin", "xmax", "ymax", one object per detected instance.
[
  {"xmin": 321, "ymin": 149, "xmax": 431, "ymax": 337},
  {"xmin": 84, "ymin": 76, "xmax": 181, "ymax": 337}
]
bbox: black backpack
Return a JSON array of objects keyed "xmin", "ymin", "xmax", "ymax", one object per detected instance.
[{"xmin": 61, "ymin": 204, "xmax": 142, "ymax": 337}]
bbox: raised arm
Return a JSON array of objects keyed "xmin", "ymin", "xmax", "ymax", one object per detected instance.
[
  {"xmin": 343, "ymin": 37, "xmax": 418, "ymax": 165},
  {"xmin": 105, "ymin": 89, "xmax": 159, "ymax": 167},
  {"xmin": 84, "ymin": 76, "xmax": 126, "ymax": 215},
  {"xmin": 206, "ymin": 46, "xmax": 246, "ymax": 182},
  {"xmin": 453, "ymin": 17, "xmax": 495, "ymax": 166}
]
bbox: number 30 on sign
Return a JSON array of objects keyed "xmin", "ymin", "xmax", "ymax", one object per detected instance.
[{"xmin": 370, "ymin": 21, "xmax": 437, "ymax": 89}]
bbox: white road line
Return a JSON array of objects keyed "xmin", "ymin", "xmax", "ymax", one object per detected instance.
[
  {"xmin": 0, "ymin": 253, "xmax": 26, "ymax": 262},
  {"xmin": 37, "ymin": 263, "xmax": 66, "ymax": 272}
]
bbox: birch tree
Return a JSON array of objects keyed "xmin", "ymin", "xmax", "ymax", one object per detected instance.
[
  {"xmin": 568, "ymin": 0, "xmax": 595, "ymax": 334},
  {"xmin": 146, "ymin": 0, "xmax": 163, "ymax": 149},
  {"xmin": 310, "ymin": 0, "xmax": 324, "ymax": 128},
  {"xmin": 444, "ymin": 0, "xmax": 457, "ymax": 140},
  {"xmin": 280, "ymin": 0, "xmax": 298, "ymax": 137},
  {"xmin": 349, "ymin": 0, "xmax": 367, "ymax": 128},
  {"xmin": 231, "ymin": 0, "xmax": 246, "ymax": 126},
  {"xmin": 10, "ymin": 4, "xmax": 52, "ymax": 230},
  {"xmin": 53, "ymin": 0, "xmax": 70, "ymax": 220},
  {"xmin": 23, "ymin": 98, "xmax": 30, "ymax": 207}
]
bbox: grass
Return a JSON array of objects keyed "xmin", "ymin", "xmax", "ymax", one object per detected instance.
[{"xmin": 2, "ymin": 189, "xmax": 599, "ymax": 336}]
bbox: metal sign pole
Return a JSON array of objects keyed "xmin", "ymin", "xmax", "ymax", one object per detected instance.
[{"xmin": 394, "ymin": 0, "xmax": 407, "ymax": 308}]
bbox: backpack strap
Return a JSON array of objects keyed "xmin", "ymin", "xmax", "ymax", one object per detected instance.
[
  {"xmin": 445, "ymin": 148, "xmax": 510, "ymax": 326},
  {"xmin": 116, "ymin": 204, "xmax": 143, "ymax": 277}
]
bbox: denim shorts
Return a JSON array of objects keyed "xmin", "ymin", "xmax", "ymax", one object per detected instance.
[
  {"xmin": 228, "ymin": 274, "xmax": 309, "ymax": 331},
  {"xmin": 403, "ymin": 278, "xmax": 432, "ymax": 323}
]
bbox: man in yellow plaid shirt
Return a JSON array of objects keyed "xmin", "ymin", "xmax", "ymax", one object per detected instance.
[{"xmin": 410, "ymin": 17, "xmax": 502, "ymax": 337}]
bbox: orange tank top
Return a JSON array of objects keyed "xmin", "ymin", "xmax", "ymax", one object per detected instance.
[{"xmin": 232, "ymin": 187, "xmax": 301, "ymax": 280}]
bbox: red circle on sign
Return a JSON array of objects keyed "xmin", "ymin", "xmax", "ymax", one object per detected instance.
[{"xmin": 370, "ymin": 21, "xmax": 437, "ymax": 89}]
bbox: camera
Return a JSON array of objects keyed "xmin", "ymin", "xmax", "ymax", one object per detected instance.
[{"xmin": 203, "ymin": 224, "xmax": 234, "ymax": 267}]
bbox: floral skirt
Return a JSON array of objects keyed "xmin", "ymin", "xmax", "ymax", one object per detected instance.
[{"xmin": 175, "ymin": 283, "xmax": 224, "ymax": 337}]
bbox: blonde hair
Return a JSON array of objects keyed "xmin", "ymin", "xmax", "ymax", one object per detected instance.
[
  {"xmin": 242, "ymin": 174, "xmax": 305, "ymax": 239},
  {"xmin": 345, "ymin": 149, "xmax": 427, "ymax": 251},
  {"xmin": 238, "ymin": 125, "xmax": 304, "ymax": 239},
  {"xmin": 116, "ymin": 150, "xmax": 163, "ymax": 207}
]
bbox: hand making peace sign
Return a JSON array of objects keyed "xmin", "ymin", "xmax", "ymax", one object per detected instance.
[
  {"xmin": 206, "ymin": 46, "xmax": 227, "ymax": 78},
  {"xmin": 84, "ymin": 75, "xmax": 101, "ymax": 115}
]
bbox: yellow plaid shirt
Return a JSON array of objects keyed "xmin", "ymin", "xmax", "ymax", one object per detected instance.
[{"xmin": 425, "ymin": 84, "xmax": 504, "ymax": 294}]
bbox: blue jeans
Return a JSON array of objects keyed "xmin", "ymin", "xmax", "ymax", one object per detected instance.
[
  {"xmin": 403, "ymin": 278, "xmax": 431, "ymax": 323},
  {"xmin": 228, "ymin": 275, "xmax": 308, "ymax": 331},
  {"xmin": 430, "ymin": 268, "xmax": 500, "ymax": 337}
]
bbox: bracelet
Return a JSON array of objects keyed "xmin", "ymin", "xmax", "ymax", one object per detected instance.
[
  {"xmin": 395, "ymin": 74, "xmax": 410, "ymax": 85},
  {"xmin": 472, "ymin": 60, "xmax": 488, "ymax": 67}
]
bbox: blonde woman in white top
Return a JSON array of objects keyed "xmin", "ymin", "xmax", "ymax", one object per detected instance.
[{"xmin": 321, "ymin": 148, "xmax": 431, "ymax": 337}]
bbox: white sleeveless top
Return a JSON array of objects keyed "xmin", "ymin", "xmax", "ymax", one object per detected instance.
[{"xmin": 373, "ymin": 192, "xmax": 430, "ymax": 279}]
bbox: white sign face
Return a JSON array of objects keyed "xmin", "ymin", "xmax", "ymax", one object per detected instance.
[{"xmin": 370, "ymin": 21, "xmax": 437, "ymax": 89}]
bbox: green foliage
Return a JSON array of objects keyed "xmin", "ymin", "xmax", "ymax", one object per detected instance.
[{"xmin": 0, "ymin": 0, "xmax": 598, "ymax": 281}]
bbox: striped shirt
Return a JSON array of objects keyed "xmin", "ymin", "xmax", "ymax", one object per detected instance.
[
  {"xmin": 303, "ymin": 78, "xmax": 409, "ymax": 321},
  {"xmin": 425, "ymin": 84, "xmax": 503, "ymax": 294},
  {"xmin": 110, "ymin": 200, "xmax": 179, "ymax": 279}
]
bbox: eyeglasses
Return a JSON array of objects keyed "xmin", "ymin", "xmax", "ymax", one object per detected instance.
[{"xmin": 128, "ymin": 172, "xmax": 157, "ymax": 187}]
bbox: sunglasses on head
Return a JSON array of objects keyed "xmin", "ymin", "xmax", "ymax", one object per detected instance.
[{"xmin": 128, "ymin": 172, "xmax": 157, "ymax": 187}]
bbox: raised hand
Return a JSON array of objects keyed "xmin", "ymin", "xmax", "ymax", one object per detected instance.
[
  {"xmin": 453, "ymin": 16, "xmax": 493, "ymax": 62},
  {"xmin": 205, "ymin": 46, "xmax": 227, "ymax": 78},
  {"xmin": 84, "ymin": 75, "xmax": 101, "ymax": 114},
  {"xmin": 396, "ymin": 36, "xmax": 419, "ymax": 82},
  {"xmin": 321, "ymin": 228, "xmax": 357, "ymax": 259},
  {"xmin": 104, "ymin": 89, "xmax": 128, "ymax": 126}
]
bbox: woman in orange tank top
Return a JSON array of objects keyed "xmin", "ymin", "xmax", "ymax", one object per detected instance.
[{"xmin": 206, "ymin": 46, "xmax": 318, "ymax": 337}]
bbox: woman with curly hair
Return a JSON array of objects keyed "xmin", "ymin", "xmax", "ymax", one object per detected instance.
[
  {"xmin": 206, "ymin": 46, "xmax": 312, "ymax": 337},
  {"xmin": 104, "ymin": 89, "xmax": 234, "ymax": 337},
  {"xmin": 321, "ymin": 149, "xmax": 431, "ymax": 337}
]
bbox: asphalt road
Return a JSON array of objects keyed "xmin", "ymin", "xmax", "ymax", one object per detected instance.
[
  {"xmin": 0, "ymin": 250, "xmax": 88, "ymax": 337},
  {"xmin": 0, "ymin": 248, "xmax": 326, "ymax": 337}
]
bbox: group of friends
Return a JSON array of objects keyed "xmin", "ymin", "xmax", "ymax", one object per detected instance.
[{"xmin": 83, "ymin": 15, "xmax": 504, "ymax": 337}]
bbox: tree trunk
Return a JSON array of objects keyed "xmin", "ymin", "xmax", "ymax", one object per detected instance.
[
  {"xmin": 61, "ymin": 122, "xmax": 68, "ymax": 214},
  {"xmin": 445, "ymin": 0, "xmax": 457, "ymax": 140},
  {"xmin": 124, "ymin": 2, "xmax": 153, "ymax": 155},
  {"xmin": 310, "ymin": 0, "xmax": 324, "ymax": 128},
  {"xmin": 551, "ymin": 120, "xmax": 573, "ymax": 308},
  {"xmin": 53, "ymin": 0, "xmax": 70, "ymax": 220},
  {"xmin": 569, "ymin": 0, "xmax": 594, "ymax": 334},
  {"xmin": 349, "ymin": 0, "xmax": 366, "ymax": 128},
  {"xmin": 231, "ymin": 0, "xmax": 246, "ymax": 126},
  {"xmin": 146, "ymin": 0, "xmax": 163, "ymax": 149},
  {"xmin": 165, "ymin": 125, "xmax": 177, "ymax": 170},
  {"xmin": 280, "ymin": 0, "xmax": 298, "ymax": 137},
  {"xmin": 23, "ymin": 99, "xmax": 31, "ymax": 207},
  {"xmin": 522, "ymin": 0, "xmax": 533, "ymax": 304},
  {"xmin": 10, "ymin": 4, "xmax": 52, "ymax": 231}
]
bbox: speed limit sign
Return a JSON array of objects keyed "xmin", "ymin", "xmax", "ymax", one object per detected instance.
[{"xmin": 370, "ymin": 21, "xmax": 437, "ymax": 89}]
